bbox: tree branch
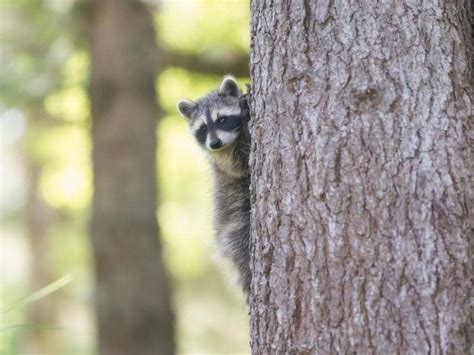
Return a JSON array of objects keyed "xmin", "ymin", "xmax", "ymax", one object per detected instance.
[{"xmin": 159, "ymin": 48, "xmax": 249, "ymax": 77}]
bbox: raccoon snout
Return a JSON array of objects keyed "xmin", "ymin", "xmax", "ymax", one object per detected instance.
[{"xmin": 209, "ymin": 138, "xmax": 222, "ymax": 149}]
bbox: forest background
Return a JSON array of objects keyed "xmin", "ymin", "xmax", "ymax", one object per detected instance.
[{"xmin": 1, "ymin": 0, "xmax": 251, "ymax": 354}]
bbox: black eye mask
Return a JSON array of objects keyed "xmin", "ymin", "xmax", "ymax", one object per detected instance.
[
  {"xmin": 215, "ymin": 94, "xmax": 250, "ymax": 131},
  {"xmin": 195, "ymin": 124, "xmax": 207, "ymax": 145},
  {"xmin": 216, "ymin": 115, "xmax": 241, "ymax": 131}
]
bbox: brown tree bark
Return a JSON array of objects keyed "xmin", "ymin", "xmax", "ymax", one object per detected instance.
[
  {"xmin": 249, "ymin": 1, "xmax": 472, "ymax": 354},
  {"xmin": 88, "ymin": 1, "xmax": 174, "ymax": 354}
]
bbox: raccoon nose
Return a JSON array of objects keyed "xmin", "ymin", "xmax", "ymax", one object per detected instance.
[{"xmin": 209, "ymin": 138, "xmax": 222, "ymax": 149}]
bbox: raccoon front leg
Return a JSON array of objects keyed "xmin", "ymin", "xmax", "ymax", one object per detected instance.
[{"xmin": 218, "ymin": 214, "xmax": 251, "ymax": 293}]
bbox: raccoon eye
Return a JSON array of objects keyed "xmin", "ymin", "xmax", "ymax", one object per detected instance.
[
  {"xmin": 199, "ymin": 125, "xmax": 207, "ymax": 133},
  {"xmin": 217, "ymin": 117, "xmax": 227, "ymax": 124}
]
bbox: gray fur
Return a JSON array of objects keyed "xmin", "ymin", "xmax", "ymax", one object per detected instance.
[{"xmin": 177, "ymin": 76, "xmax": 251, "ymax": 293}]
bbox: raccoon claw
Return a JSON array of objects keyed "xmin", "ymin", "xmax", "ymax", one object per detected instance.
[{"xmin": 239, "ymin": 93, "xmax": 250, "ymax": 121}]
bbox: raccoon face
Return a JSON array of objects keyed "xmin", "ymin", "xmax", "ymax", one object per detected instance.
[{"xmin": 177, "ymin": 76, "xmax": 242, "ymax": 151}]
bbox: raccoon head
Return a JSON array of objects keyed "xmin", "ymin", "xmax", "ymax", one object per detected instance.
[{"xmin": 177, "ymin": 76, "xmax": 242, "ymax": 151}]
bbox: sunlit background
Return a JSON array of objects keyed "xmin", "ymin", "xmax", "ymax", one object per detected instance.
[{"xmin": 0, "ymin": 0, "xmax": 250, "ymax": 353}]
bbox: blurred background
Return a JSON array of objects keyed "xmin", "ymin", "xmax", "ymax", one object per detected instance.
[{"xmin": 0, "ymin": 0, "xmax": 250, "ymax": 354}]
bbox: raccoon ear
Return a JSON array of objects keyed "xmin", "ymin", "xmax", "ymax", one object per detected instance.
[
  {"xmin": 219, "ymin": 75, "xmax": 240, "ymax": 97},
  {"xmin": 177, "ymin": 99, "xmax": 197, "ymax": 119}
]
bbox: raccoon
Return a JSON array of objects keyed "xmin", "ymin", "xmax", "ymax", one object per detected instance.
[{"xmin": 177, "ymin": 76, "xmax": 251, "ymax": 293}]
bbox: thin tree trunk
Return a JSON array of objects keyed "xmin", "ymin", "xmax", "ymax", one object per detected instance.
[
  {"xmin": 88, "ymin": 1, "xmax": 174, "ymax": 354},
  {"xmin": 24, "ymin": 162, "xmax": 56, "ymax": 354},
  {"xmin": 249, "ymin": 1, "xmax": 472, "ymax": 353}
]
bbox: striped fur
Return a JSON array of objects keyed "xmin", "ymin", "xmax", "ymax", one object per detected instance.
[{"xmin": 177, "ymin": 76, "xmax": 251, "ymax": 293}]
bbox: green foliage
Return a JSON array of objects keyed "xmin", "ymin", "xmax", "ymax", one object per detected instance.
[
  {"xmin": 158, "ymin": 113, "xmax": 213, "ymax": 280},
  {"xmin": 33, "ymin": 126, "xmax": 92, "ymax": 211},
  {"xmin": 157, "ymin": 0, "xmax": 249, "ymax": 53},
  {"xmin": 0, "ymin": 0, "xmax": 75, "ymax": 106}
]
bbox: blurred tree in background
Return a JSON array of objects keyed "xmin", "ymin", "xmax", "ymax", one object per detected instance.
[
  {"xmin": 1, "ymin": 0, "xmax": 250, "ymax": 354},
  {"xmin": 88, "ymin": 1, "xmax": 174, "ymax": 354},
  {"xmin": 1, "ymin": 1, "xmax": 92, "ymax": 353}
]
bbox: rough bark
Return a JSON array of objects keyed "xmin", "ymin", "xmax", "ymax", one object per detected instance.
[
  {"xmin": 88, "ymin": 1, "xmax": 174, "ymax": 354},
  {"xmin": 249, "ymin": 0, "xmax": 472, "ymax": 354}
]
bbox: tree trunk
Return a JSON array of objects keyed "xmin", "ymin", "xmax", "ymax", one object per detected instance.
[
  {"xmin": 24, "ymin": 162, "xmax": 57, "ymax": 354},
  {"xmin": 88, "ymin": 1, "xmax": 174, "ymax": 354},
  {"xmin": 249, "ymin": 1, "xmax": 472, "ymax": 353}
]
